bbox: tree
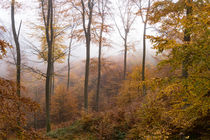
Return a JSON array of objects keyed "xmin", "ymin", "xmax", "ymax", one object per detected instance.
[
  {"xmin": 11, "ymin": 0, "xmax": 21, "ymax": 97},
  {"xmin": 182, "ymin": 0, "xmax": 192, "ymax": 78},
  {"xmin": 147, "ymin": 0, "xmax": 205, "ymax": 78},
  {"xmin": 67, "ymin": 22, "xmax": 77, "ymax": 91},
  {"xmin": 95, "ymin": 0, "xmax": 110, "ymax": 112},
  {"xmin": 30, "ymin": 0, "xmax": 69, "ymax": 96},
  {"xmin": 145, "ymin": 0, "xmax": 210, "ymax": 138},
  {"xmin": 81, "ymin": 0, "xmax": 94, "ymax": 112},
  {"xmin": 51, "ymin": 84, "xmax": 78, "ymax": 123},
  {"xmin": 71, "ymin": 0, "xmax": 95, "ymax": 112},
  {"xmin": 111, "ymin": 0, "xmax": 137, "ymax": 80},
  {"xmin": 40, "ymin": 0, "xmax": 54, "ymax": 132},
  {"xmin": 132, "ymin": 0, "xmax": 151, "ymax": 95}
]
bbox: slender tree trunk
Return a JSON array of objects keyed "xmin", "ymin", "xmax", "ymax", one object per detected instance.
[
  {"xmin": 141, "ymin": 0, "xmax": 150, "ymax": 96},
  {"xmin": 81, "ymin": 0, "xmax": 94, "ymax": 112},
  {"xmin": 95, "ymin": 21, "xmax": 104, "ymax": 112},
  {"xmin": 84, "ymin": 37, "xmax": 90, "ymax": 112},
  {"xmin": 67, "ymin": 38, "xmax": 73, "ymax": 91},
  {"xmin": 51, "ymin": 48, "xmax": 54, "ymax": 95},
  {"xmin": 44, "ymin": 0, "xmax": 54, "ymax": 132},
  {"xmin": 34, "ymin": 87, "xmax": 38, "ymax": 130},
  {"xmin": 11, "ymin": 0, "xmax": 21, "ymax": 97},
  {"xmin": 123, "ymin": 36, "xmax": 128, "ymax": 80},
  {"xmin": 11, "ymin": 0, "xmax": 21, "ymax": 129},
  {"xmin": 142, "ymin": 21, "xmax": 147, "ymax": 95},
  {"xmin": 182, "ymin": 0, "xmax": 192, "ymax": 78},
  {"xmin": 45, "ymin": 40, "xmax": 52, "ymax": 133}
]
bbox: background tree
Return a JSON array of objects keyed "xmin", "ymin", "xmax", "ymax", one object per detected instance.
[
  {"xmin": 132, "ymin": 0, "xmax": 151, "ymax": 95},
  {"xmin": 67, "ymin": 22, "xmax": 77, "ymax": 91},
  {"xmin": 111, "ymin": 0, "xmax": 137, "ymax": 80},
  {"xmin": 70, "ymin": 0, "xmax": 95, "ymax": 112},
  {"xmin": 94, "ymin": 0, "xmax": 111, "ymax": 112}
]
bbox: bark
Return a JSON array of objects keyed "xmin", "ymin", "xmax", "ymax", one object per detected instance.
[
  {"xmin": 95, "ymin": 20, "xmax": 104, "ymax": 112},
  {"xmin": 67, "ymin": 36, "xmax": 73, "ymax": 91},
  {"xmin": 11, "ymin": 0, "xmax": 21, "ymax": 128},
  {"xmin": 11, "ymin": 0, "xmax": 21, "ymax": 97},
  {"xmin": 142, "ymin": 21, "xmax": 147, "ymax": 95},
  {"xmin": 123, "ymin": 35, "xmax": 128, "ymax": 80},
  {"xmin": 43, "ymin": 0, "xmax": 54, "ymax": 132},
  {"xmin": 81, "ymin": 0, "xmax": 94, "ymax": 112},
  {"xmin": 141, "ymin": 0, "xmax": 150, "ymax": 95},
  {"xmin": 50, "ymin": 51, "xmax": 54, "ymax": 95},
  {"xmin": 34, "ymin": 87, "xmax": 38, "ymax": 130},
  {"xmin": 95, "ymin": 0, "xmax": 107, "ymax": 112},
  {"xmin": 182, "ymin": 0, "xmax": 192, "ymax": 78}
]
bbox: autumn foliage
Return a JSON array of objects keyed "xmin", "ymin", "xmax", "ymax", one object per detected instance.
[
  {"xmin": 0, "ymin": 0, "xmax": 209, "ymax": 139},
  {"xmin": 0, "ymin": 78, "xmax": 42, "ymax": 139}
]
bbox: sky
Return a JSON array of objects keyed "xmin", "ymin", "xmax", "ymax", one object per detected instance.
[{"xmin": 0, "ymin": 0, "xmax": 157, "ymax": 78}]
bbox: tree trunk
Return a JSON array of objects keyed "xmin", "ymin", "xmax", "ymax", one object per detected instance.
[
  {"xmin": 11, "ymin": 0, "xmax": 21, "ymax": 97},
  {"xmin": 141, "ymin": 0, "xmax": 150, "ymax": 96},
  {"xmin": 44, "ymin": 0, "xmax": 54, "ymax": 132},
  {"xmin": 84, "ymin": 37, "xmax": 90, "ymax": 112},
  {"xmin": 95, "ymin": 21, "xmax": 104, "ymax": 112},
  {"xmin": 34, "ymin": 87, "xmax": 38, "ymax": 130},
  {"xmin": 50, "ymin": 51, "xmax": 54, "ymax": 95},
  {"xmin": 67, "ymin": 37, "xmax": 73, "ymax": 91},
  {"xmin": 182, "ymin": 0, "xmax": 192, "ymax": 78},
  {"xmin": 123, "ymin": 36, "xmax": 127, "ymax": 80},
  {"xmin": 142, "ymin": 21, "xmax": 147, "ymax": 95},
  {"xmin": 81, "ymin": 0, "xmax": 94, "ymax": 112}
]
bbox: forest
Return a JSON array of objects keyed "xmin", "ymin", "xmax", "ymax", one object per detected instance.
[{"xmin": 0, "ymin": 0, "xmax": 209, "ymax": 139}]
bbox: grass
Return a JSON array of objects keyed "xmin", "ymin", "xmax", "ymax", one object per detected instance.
[{"xmin": 47, "ymin": 121, "xmax": 97, "ymax": 140}]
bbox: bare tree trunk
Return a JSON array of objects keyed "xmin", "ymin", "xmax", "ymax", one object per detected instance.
[
  {"xmin": 34, "ymin": 87, "xmax": 38, "ymax": 130},
  {"xmin": 182, "ymin": 0, "xmax": 192, "ymax": 78},
  {"xmin": 11, "ymin": 0, "xmax": 21, "ymax": 97},
  {"xmin": 123, "ymin": 36, "xmax": 128, "ymax": 80},
  {"xmin": 95, "ymin": 21, "xmax": 104, "ymax": 112},
  {"xmin": 11, "ymin": 0, "xmax": 22, "ymax": 129},
  {"xmin": 142, "ymin": 21, "xmax": 147, "ymax": 95},
  {"xmin": 44, "ymin": 0, "xmax": 54, "ymax": 132},
  {"xmin": 51, "ymin": 48, "xmax": 54, "ymax": 95},
  {"xmin": 84, "ymin": 37, "xmax": 90, "ymax": 112},
  {"xmin": 67, "ymin": 38, "xmax": 73, "ymax": 91},
  {"xmin": 141, "ymin": 0, "xmax": 150, "ymax": 95},
  {"xmin": 81, "ymin": 0, "xmax": 94, "ymax": 112}
]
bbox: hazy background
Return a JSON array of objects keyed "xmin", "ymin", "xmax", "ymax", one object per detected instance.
[{"xmin": 0, "ymin": 0, "xmax": 157, "ymax": 78}]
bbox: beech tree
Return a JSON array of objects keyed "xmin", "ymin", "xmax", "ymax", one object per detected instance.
[
  {"xmin": 112, "ymin": 0, "xmax": 137, "ymax": 80},
  {"xmin": 67, "ymin": 22, "xmax": 77, "ymax": 91},
  {"xmin": 132, "ymin": 0, "xmax": 151, "ymax": 95},
  {"xmin": 70, "ymin": 0, "xmax": 95, "ymax": 112},
  {"xmin": 94, "ymin": 0, "xmax": 111, "ymax": 112},
  {"xmin": 40, "ymin": 0, "xmax": 54, "ymax": 132},
  {"xmin": 11, "ymin": 0, "xmax": 21, "ymax": 97}
]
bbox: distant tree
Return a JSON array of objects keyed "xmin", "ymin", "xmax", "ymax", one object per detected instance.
[
  {"xmin": 51, "ymin": 84, "xmax": 78, "ymax": 123},
  {"xmin": 94, "ymin": 0, "xmax": 111, "ymax": 112},
  {"xmin": 67, "ymin": 22, "xmax": 77, "ymax": 91},
  {"xmin": 70, "ymin": 0, "xmax": 95, "ymax": 112},
  {"xmin": 111, "ymin": 0, "xmax": 137, "ymax": 80},
  {"xmin": 132, "ymin": 0, "xmax": 151, "ymax": 95}
]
